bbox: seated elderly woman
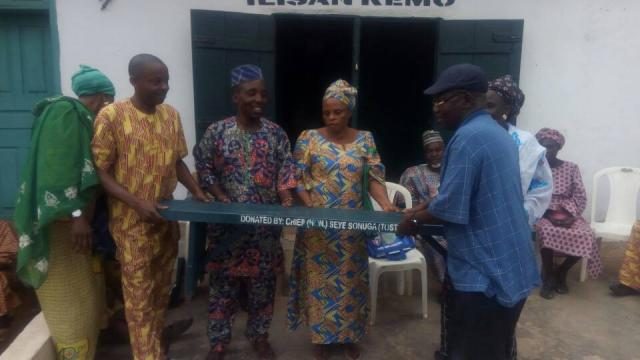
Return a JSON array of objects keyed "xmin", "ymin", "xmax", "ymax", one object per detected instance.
[
  {"xmin": 398, "ymin": 130, "xmax": 447, "ymax": 283},
  {"xmin": 535, "ymin": 128, "xmax": 602, "ymax": 300}
]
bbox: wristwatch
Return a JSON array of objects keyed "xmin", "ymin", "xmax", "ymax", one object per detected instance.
[{"xmin": 71, "ymin": 209, "xmax": 83, "ymax": 218}]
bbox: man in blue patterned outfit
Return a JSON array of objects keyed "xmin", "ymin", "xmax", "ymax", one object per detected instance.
[{"xmin": 194, "ymin": 65, "xmax": 297, "ymax": 360}]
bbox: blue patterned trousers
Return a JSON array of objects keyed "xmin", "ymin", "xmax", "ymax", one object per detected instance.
[{"xmin": 207, "ymin": 270, "xmax": 276, "ymax": 350}]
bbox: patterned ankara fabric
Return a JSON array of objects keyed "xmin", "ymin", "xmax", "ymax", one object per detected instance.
[
  {"xmin": 36, "ymin": 222, "xmax": 101, "ymax": 360},
  {"xmin": 193, "ymin": 117, "xmax": 296, "ymax": 349},
  {"xmin": 119, "ymin": 232, "xmax": 177, "ymax": 360},
  {"xmin": 288, "ymin": 129, "xmax": 385, "ymax": 344},
  {"xmin": 14, "ymin": 97, "xmax": 100, "ymax": 288},
  {"xmin": 323, "ymin": 79, "xmax": 358, "ymax": 111},
  {"xmin": 398, "ymin": 164, "xmax": 440, "ymax": 207},
  {"xmin": 488, "ymin": 75, "xmax": 525, "ymax": 121},
  {"xmin": 535, "ymin": 161, "xmax": 603, "ymax": 279},
  {"xmin": 207, "ymin": 269, "xmax": 276, "ymax": 349},
  {"xmin": 428, "ymin": 111, "xmax": 540, "ymax": 308},
  {"xmin": 619, "ymin": 221, "xmax": 640, "ymax": 290},
  {"xmin": 230, "ymin": 64, "xmax": 263, "ymax": 87},
  {"xmin": 0, "ymin": 221, "xmax": 20, "ymax": 317},
  {"xmin": 398, "ymin": 164, "xmax": 447, "ymax": 282},
  {"xmin": 92, "ymin": 99, "xmax": 187, "ymax": 360}
]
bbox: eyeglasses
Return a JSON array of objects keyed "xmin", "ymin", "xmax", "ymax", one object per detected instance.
[{"xmin": 433, "ymin": 91, "xmax": 467, "ymax": 107}]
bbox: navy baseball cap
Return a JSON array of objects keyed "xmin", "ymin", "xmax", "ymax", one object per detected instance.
[{"xmin": 424, "ymin": 64, "xmax": 489, "ymax": 96}]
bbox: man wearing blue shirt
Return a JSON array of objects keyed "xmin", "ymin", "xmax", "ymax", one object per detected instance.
[{"xmin": 399, "ymin": 64, "xmax": 540, "ymax": 360}]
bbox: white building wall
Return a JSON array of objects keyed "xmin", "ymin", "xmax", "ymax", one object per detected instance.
[{"xmin": 56, "ymin": 0, "xmax": 640, "ymax": 217}]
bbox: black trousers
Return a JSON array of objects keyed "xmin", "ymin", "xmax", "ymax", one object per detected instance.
[{"xmin": 438, "ymin": 278, "xmax": 526, "ymax": 360}]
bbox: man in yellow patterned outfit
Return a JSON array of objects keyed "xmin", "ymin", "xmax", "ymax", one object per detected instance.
[{"xmin": 92, "ymin": 54, "xmax": 208, "ymax": 360}]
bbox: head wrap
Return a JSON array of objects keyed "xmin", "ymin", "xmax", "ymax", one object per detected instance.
[
  {"xmin": 535, "ymin": 128, "xmax": 565, "ymax": 148},
  {"xmin": 422, "ymin": 130, "xmax": 444, "ymax": 147},
  {"xmin": 231, "ymin": 64, "xmax": 263, "ymax": 87},
  {"xmin": 323, "ymin": 79, "xmax": 358, "ymax": 111},
  {"xmin": 71, "ymin": 65, "xmax": 115, "ymax": 97},
  {"xmin": 488, "ymin": 75, "xmax": 525, "ymax": 121}
]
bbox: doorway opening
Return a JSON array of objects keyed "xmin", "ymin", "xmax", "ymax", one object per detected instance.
[
  {"xmin": 359, "ymin": 18, "xmax": 438, "ymax": 180},
  {"xmin": 275, "ymin": 15, "xmax": 437, "ymax": 180},
  {"xmin": 275, "ymin": 16, "xmax": 354, "ymax": 145}
]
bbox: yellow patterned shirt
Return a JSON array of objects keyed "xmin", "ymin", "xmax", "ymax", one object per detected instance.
[{"xmin": 92, "ymin": 99, "xmax": 187, "ymax": 266}]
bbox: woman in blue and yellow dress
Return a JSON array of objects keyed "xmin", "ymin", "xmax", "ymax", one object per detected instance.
[{"xmin": 287, "ymin": 80, "xmax": 396, "ymax": 360}]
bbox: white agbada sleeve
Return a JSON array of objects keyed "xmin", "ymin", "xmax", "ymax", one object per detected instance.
[{"xmin": 509, "ymin": 125, "xmax": 553, "ymax": 227}]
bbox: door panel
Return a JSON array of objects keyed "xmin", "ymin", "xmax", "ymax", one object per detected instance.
[
  {"xmin": 0, "ymin": 13, "xmax": 54, "ymax": 219},
  {"xmin": 437, "ymin": 20, "xmax": 524, "ymax": 82},
  {"xmin": 191, "ymin": 10, "xmax": 275, "ymax": 141},
  {"xmin": 435, "ymin": 19, "xmax": 524, "ymax": 137}
]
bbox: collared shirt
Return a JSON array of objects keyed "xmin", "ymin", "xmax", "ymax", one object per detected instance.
[{"xmin": 428, "ymin": 110, "xmax": 540, "ymax": 307}]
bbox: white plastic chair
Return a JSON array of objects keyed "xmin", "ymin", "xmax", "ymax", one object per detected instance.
[
  {"xmin": 368, "ymin": 182, "xmax": 428, "ymax": 325},
  {"xmin": 580, "ymin": 167, "xmax": 640, "ymax": 281}
]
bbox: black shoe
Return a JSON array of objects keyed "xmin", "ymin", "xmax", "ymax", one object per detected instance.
[
  {"xmin": 610, "ymin": 283, "xmax": 640, "ymax": 297},
  {"xmin": 434, "ymin": 350, "xmax": 448, "ymax": 360},
  {"xmin": 555, "ymin": 273, "xmax": 569, "ymax": 294},
  {"xmin": 162, "ymin": 317, "xmax": 194, "ymax": 342},
  {"xmin": 540, "ymin": 279, "xmax": 556, "ymax": 300}
]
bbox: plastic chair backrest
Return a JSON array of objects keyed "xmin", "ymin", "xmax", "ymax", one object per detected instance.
[
  {"xmin": 591, "ymin": 167, "xmax": 640, "ymax": 225},
  {"xmin": 371, "ymin": 182, "xmax": 412, "ymax": 211}
]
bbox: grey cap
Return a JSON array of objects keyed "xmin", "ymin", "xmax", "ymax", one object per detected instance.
[{"xmin": 424, "ymin": 64, "xmax": 489, "ymax": 96}]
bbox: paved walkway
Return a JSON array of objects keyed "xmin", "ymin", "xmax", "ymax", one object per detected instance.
[{"xmin": 97, "ymin": 241, "xmax": 640, "ymax": 360}]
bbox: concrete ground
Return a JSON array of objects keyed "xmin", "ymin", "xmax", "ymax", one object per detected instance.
[{"xmin": 96, "ymin": 241, "xmax": 640, "ymax": 360}]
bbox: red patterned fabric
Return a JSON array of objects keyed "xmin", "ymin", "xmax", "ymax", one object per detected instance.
[{"xmin": 0, "ymin": 221, "xmax": 19, "ymax": 316}]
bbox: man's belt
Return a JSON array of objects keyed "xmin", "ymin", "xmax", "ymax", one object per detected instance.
[{"xmin": 160, "ymin": 199, "xmax": 444, "ymax": 237}]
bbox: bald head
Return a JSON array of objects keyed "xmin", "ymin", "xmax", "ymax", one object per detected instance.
[
  {"xmin": 128, "ymin": 53, "xmax": 165, "ymax": 78},
  {"xmin": 128, "ymin": 53, "xmax": 169, "ymax": 110}
]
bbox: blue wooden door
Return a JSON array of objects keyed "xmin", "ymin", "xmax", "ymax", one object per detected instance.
[{"xmin": 0, "ymin": 12, "xmax": 55, "ymax": 219}]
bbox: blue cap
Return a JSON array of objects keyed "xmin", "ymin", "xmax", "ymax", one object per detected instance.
[
  {"xmin": 424, "ymin": 64, "xmax": 488, "ymax": 96},
  {"xmin": 231, "ymin": 64, "xmax": 263, "ymax": 87}
]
